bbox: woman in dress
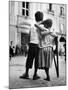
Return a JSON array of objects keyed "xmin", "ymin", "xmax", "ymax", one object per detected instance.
[{"xmin": 35, "ymin": 19, "xmax": 56, "ymax": 81}]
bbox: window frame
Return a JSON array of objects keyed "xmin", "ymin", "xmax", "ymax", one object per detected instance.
[
  {"xmin": 60, "ymin": 6, "xmax": 64, "ymax": 16},
  {"xmin": 22, "ymin": 2, "xmax": 29, "ymax": 17}
]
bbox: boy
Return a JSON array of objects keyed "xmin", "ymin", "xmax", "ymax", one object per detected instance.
[{"xmin": 20, "ymin": 11, "xmax": 43, "ymax": 80}]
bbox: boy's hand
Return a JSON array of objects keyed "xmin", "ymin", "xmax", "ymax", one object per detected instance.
[{"xmin": 34, "ymin": 24, "xmax": 45, "ymax": 31}]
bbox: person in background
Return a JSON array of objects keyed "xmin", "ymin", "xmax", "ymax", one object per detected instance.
[
  {"xmin": 13, "ymin": 46, "xmax": 16, "ymax": 57},
  {"xmin": 19, "ymin": 11, "xmax": 44, "ymax": 80},
  {"xmin": 9, "ymin": 41, "xmax": 14, "ymax": 60},
  {"xmin": 63, "ymin": 42, "xmax": 66, "ymax": 62}
]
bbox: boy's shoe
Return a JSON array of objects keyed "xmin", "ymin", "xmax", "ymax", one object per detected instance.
[
  {"xmin": 33, "ymin": 74, "xmax": 40, "ymax": 80},
  {"xmin": 19, "ymin": 73, "xmax": 29, "ymax": 79}
]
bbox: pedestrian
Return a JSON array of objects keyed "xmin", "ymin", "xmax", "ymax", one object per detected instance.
[
  {"xmin": 63, "ymin": 43, "xmax": 66, "ymax": 62},
  {"xmin": 19, "ymin": 11, "xmax": 44, "ymax": 80},
  {"xmin": 13, "ymin": 46, "xmax": 16, "ymax": 57},
  {"xmin": 9, "ymin": 41, "xmax": 14, "ymax": 60},
  {"xmin": 35, "ymin": 19, "xmax": 56, "ymax": 81}
]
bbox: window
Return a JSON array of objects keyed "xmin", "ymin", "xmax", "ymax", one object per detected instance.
[
  {"xmin": 22, "ymin": 9, "xmax": 25, "ymax": 15},
  {"xmin": 26, "ymin": 10, "xmax": 29, "ymax": 16},
  {"xmin": 60, "ymin": 24, "xmax": 64, "ymax": 33},
  {"xmin": 60, "ymin": 7, "xmax": 64, "ymax": 15},
  {"xmin": 22, "ymin": 2, "xmax": 29, "ymax": 16},
  {"xmin": 26, "ymin": 2, "xmax": 29, "ymax": 9},
  {"xmin": 48, "ymin": 3, "xmax": 54, "ymax": 15},
  {"xmin": 22, "ymin": 2, "xmax": 25, "ymax": 8},
  {"xmin": 49, "ymin": 3, "xmax": 52, "ymax": 11}
]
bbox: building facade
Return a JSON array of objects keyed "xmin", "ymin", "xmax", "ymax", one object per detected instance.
[{"xmin": 9, "ymin": 1, "xmax": 66, "ymax": 54}]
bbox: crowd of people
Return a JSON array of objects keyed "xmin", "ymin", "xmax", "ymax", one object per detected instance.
[{"xmin": 9, "ymin": 41, "xmax": 29, "ymax": 60}]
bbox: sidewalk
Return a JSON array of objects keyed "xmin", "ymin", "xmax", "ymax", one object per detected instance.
[{"xmin": 9, "ymin": 56, "xmax": 66, "ymax": 89}]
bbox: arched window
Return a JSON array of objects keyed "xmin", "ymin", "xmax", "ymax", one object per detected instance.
[
  {"xmin": 48, "ymin": 3, "xmax": 54, "ymax": 15},
  {"xmin": 60, "ymin": 7, "xmax": 64, "ymax": 15}
]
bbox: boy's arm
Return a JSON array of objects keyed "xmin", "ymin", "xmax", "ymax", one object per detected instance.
[
  {"xmin": 35, "ymin": 24, "xmax": 52, "ymax": 35},
  {"xmin": 35, "ymin": 24, "xmax": 48, "ymax": 31},
  {"xmin": 41, "ymin": 30, "xmax": 52, "ymax": 35}
]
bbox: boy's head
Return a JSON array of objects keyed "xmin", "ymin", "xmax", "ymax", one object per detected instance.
[
  {"xmin": 41, "ymin": 19, "xmax": 52, "ymax": 29},
  {"xmin": 35, "ymin": 11, "xmax": 43, "ymax": 22}
]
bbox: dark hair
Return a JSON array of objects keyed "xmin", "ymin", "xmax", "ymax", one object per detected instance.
[
  {"xmin": 35, "ymin": 11, "xmax": 43, "ymax": 22},
  {"xmin": 41, "ymin": 19, "xmax": 52, "ymax": 29}
]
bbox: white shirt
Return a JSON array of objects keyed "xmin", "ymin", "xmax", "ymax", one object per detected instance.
[{"xmin": 30, "ymin": 25, "xmax": 39, "ymax": 44}]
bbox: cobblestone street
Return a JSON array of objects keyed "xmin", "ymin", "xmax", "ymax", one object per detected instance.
[{"xmin": 9, "ymin": 56, "xmax": 66, "ymax": 89}]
